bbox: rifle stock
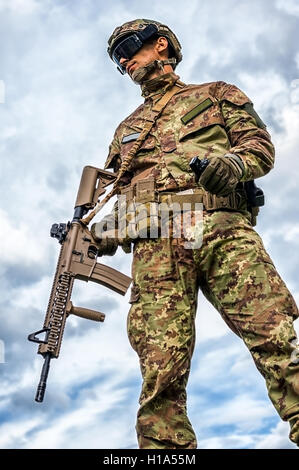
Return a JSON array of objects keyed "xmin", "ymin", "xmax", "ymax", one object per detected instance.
[{"xmin": 28, "ymin": 166, "xmax": 132, "ymax": 402}]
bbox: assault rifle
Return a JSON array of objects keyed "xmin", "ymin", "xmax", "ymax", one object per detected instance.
[{"xmin": 28, "ymin": 166, "xmax": 131, "ymax": 403}]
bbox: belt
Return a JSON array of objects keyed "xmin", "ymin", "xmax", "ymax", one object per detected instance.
[
  {"xmin": 158, "ymin": 188, "xmax": 240, "ymax": 211},
  {"xmin": 120, "ymin": 181, "xmax": 243, "ymax": 212}
]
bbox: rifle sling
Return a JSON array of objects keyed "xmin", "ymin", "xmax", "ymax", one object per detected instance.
[
  {"xmin": 127, "ymin": 81, "xmax": 185, "ymax": 160},
  {"xmin": 81, "ymin": 81, "xmax": 185, "ymax": 225}
]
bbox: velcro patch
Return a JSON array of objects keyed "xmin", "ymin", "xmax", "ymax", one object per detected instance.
[
  {"xmin": 243, "ymin": 103, "xmax": 267, "ymax": 129},
  {"xmin": 122, "ymin": 133, "xmax": 141, "ymax": 144},
  {"xmin": 181, "ymin": 98, "xmax": 213, "ymax": 125}
]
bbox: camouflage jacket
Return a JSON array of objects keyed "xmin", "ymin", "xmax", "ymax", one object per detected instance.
[{"xmin": 104, "ymin": 72, "xmax": 275, "ymax": 193}]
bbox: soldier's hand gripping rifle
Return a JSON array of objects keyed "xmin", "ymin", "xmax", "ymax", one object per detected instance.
[{"xmin": 28, "ymin": 166, "xmax": 131, "ymax": 403}]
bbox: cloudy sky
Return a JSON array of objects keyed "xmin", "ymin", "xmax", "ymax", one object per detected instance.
[{"xmin": 0, "ymin": 0, "xmax": 299, "ymax": 450}]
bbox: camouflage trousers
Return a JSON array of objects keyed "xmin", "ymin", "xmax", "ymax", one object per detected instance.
[{"xmin": 127, "ymin": 210, "xmax": 299, "ymax": 448}]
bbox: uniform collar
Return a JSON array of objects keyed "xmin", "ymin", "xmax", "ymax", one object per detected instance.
[{"xmin": 141, "ymin": 72, "xmax": 180, "ymax": 99}]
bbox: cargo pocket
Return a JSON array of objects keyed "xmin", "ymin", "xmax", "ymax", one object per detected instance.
[
  {"xmin": 122, "ymin": 134, "xmax": 156, "ymax": 173},
  {"xmin": 132, "ymin": 238, "xmax": 178, "ymax": 284},
  {"xmin": 136, "ymin": 135, "xmax": 156, "ymax": 155},
  {"xmin": 127, "ymin": 283, "xmax": 143, "ymax": 354},
  {"xmin": 208, "ymin": 228, "xmax": 278, "ymax": 317},
  {"xmin": 160, "ymin": 132, "xmax": 177, "ymax": 153},
  {"xmin": 176, "ymin": 96, "xmax": 227, "ymax": 180}
]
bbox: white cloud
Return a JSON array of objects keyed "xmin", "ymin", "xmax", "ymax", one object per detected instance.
[
  {"xmin": 45, "ymin": 315, "xmax": 138, "ymax": 392},
  {"xmin": 196, "ymin": 294, "xmax": 230, "ymax": 342},
  {"xmin": 0, "ymin": 208, "xmax": 46, "ymax": 265},
  {"xmin": 0, "ymin": 417, "xmax": 42, "ymax": 449},
  {"xmin": 23, "ymin": 382, "xmax": 135, "ymax": 449},
  {"xmin": 0, "ymin": 79, "xmax": 5, "ymax": 103},
  {"xmin": 255, "ymin": 420, "xmax": 296, "ymax": 449},
  {"xmin": 198, "ymin": 434, "xmax": 256, "ymax": 449},
  {"xmin": 202, "ymin": 394, "xmax": 274, "ymax": 431},
  {"xmin": 276, "ymin": 0, "xmax": 299, "ymax": 17},
  {"xmin": 0, "ymin": 0, "xmax": 40, "ymax": 14},
  {"xmin": 269, "ymin": 99, "xmax": 299, "ymax": 184},
  {"xmin": 238, "ymin": 71, "xmax": 288, "ymax": 113},
  {"xmin": 191, "ymin": 342, "xmax": 249, "ymax": 385}
]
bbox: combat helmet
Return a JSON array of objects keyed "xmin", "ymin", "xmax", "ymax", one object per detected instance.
[{"xmin": 107, "ymin": 19, "xmax": 182, "ymax": 75}]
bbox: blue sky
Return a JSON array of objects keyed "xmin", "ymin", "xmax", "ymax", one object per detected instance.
[{"xmin": 0, "ymin": 0, "xmax": 299, "ymax": 449}]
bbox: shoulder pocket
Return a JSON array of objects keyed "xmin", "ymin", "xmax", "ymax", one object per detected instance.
[
  {"xmin": 179, "ymin": 96, "xmax": 224, "ymax": 141},
  {"xmin": 120, "ymin": 134, "xmax": 156, "ymax": 156}
]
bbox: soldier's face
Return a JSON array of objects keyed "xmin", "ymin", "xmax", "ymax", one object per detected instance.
[
  {"xmin": 119, "ymin": 42, "xmax": 159, "ymax": 78},
  {"xmin": 119, "ymin": 37, "xmax": 169, "ymax": 81}
]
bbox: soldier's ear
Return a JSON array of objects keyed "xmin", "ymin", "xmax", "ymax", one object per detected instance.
[{"xmin": 156, "ymin": 36, "xmax": 169, "ymax": 55}]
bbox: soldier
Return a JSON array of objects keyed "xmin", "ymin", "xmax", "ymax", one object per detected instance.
[{"xmin": 91, "ymin": 19, "xmax": 299, "ymax": 448}]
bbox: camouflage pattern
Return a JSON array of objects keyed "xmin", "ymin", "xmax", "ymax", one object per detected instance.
[
  {"xmin": 128, "ymin": 210, "xmax": 299, "ymax": 448},
  {"xmin": 105, "ymin": 73, "xmax": 275, "ymax": 188},
  {"xmin": 107, "ymin": 19, "xmax": 182, "ymax": 67},
  {"xmin": 104, "ymin": 72, "xmax": 299, "ymax": 448}
]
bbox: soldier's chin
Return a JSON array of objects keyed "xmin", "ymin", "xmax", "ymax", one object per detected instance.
[{"xmin": 131, "ymin": 66, "xmax": 151, "ymax": 84}]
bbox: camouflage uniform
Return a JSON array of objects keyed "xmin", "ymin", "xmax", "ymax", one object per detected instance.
[{"xmin": 104, "ymin": 72, "xmax": 299, "ymax": 448}]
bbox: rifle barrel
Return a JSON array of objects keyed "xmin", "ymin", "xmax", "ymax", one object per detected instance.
[{"xmin": 35, "ymin": 353, "xmax": 51, "ymax": 403}]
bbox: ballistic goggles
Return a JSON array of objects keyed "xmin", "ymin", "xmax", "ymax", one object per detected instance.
[{"xmin": 111, "ymin": 24, "xmax": 158, "ymax": 74}]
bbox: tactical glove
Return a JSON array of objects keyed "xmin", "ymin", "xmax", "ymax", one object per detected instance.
[
  {"xmin": 91, "ymin": 214, "xmax": 118, "ymax": 256},
  {"xmin": 199, "ymin": 153, "xmax": 245, "ymax": 197}
]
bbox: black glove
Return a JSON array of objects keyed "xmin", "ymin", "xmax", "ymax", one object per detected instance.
[{"xmin": 199, "ymin": 153, "xmax": 244, "ymax": 196}]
